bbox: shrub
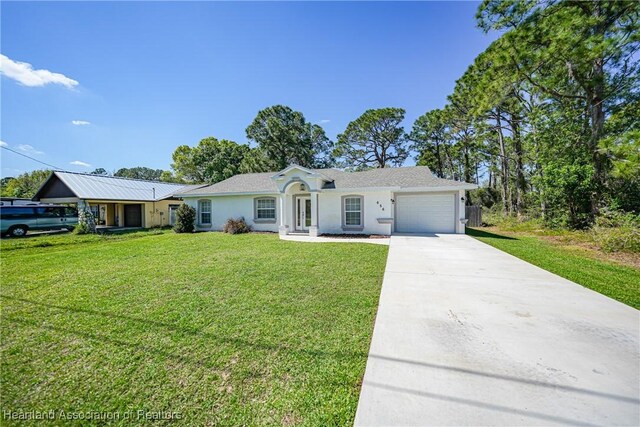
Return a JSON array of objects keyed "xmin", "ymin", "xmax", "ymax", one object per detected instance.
[
  {"xmin": 481, "ymin": 205, "xmax": 544, "ymax": 231},
  {"xmin": 591, "ymin": 209, "xmax": 640, "ymax": 253},
  {"xmin": 593, "ymin": 227, "xmax": 640, "ymax": 253},
  {"xmin": 73, "ymin": 222, "xmax": 91, "ymax": 235},
  {"xmin": 594, "ymin": 208, "xmax": 640, "ymax": 228},
  {"xmin": 223, "ymin": 217, "xmax": 251, "ymax": 234},
  {"xmin": 174, "ymin": 204, "xmax": 196, "ymax": 233}
]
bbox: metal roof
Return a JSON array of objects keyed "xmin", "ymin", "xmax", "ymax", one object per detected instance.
[{"xmin": 36, "ymin": 171, "xmax": 202, "ymax": 202}]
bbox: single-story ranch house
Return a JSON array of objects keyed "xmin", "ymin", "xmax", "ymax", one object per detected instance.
[
  {"xmin": 33, "ymin": 171, "xmax": 203, "ymax": 228},
  {"xmin": 176, "ymin": 165, "xmax": 477, "ymax": 236}
]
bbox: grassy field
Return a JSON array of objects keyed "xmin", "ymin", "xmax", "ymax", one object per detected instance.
[
  {"xmin": 0, "ymin": 230, "xmax": 388, "ymax": 426},
  {"xmin": 467, "ymin": 228, "xmax": 640, "ymax": 310}
]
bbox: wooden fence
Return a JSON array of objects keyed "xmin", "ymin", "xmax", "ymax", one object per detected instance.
[{"xmin": 465, "ymin": 206, "xmax": 482, "ymax": 227}]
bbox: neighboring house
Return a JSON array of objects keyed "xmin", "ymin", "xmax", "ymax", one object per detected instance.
[
  {"xmin": 176, "ymin": 165, "xmax": 477, "ymax": 236},
  {"xmin": 32, "ymin": 171, "xmax": 204, "ymax": 228}
]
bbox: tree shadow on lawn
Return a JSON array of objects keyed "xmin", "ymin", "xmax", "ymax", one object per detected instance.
[
  {"xmin": 466, "ymin": 227, "xmax": 518, "ymax": 240},
  {"xmin": 1, "ymin": 295, "xmax": 368, "ymax": 364},
  {"xmin": 8, "ymin": 315, "xmax": 370, "ymax": 401}
]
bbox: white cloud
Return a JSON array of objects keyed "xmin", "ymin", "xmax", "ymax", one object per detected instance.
[
  {"xmin": 70, "ymin": 160, "xmax": 91, "ymax": 167},
  {"xmin": 17, "ymin": 144, "xmax": 44, "ymax": 155},
  {"xmin": 0, "ymin": 54, "xmax": 79, "ymax": 89},
  {"xmin": 71, "ymin": 120, "xmax": 91, "ymax": 126},
  {"xmin": 0, "ymin": 140, "xmax": 7, "ymax": 147},
  {"xmin": 318, "ymin": 119, "xmax": 331, "ymax": 124}
]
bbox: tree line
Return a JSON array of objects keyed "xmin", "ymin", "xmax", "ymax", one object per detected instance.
[
  {"xmin": 167, "ymin": 105, "xmax": 409, "ymax": 184},
  {"xmin": 408, "ymin": 0, "xmax": 639, "ymax": 228}
]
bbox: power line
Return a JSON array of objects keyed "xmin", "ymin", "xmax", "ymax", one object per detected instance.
[
  {"xmin": 1, "ymin": 145, "xmax": 63, "ymax": 170},
  {"xmin": 1, "ymin": 145, "xmax": 162, "ymax": 194}
]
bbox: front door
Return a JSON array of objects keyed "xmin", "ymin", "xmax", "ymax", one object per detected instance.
[
  {"xmin": 124, "ymin": 204, "xmax": 142, "ymax": 227},
  {"xmin": 169, "ymin": 205, "xmax": 179, "ymax": 226},
  {"xmin": 296, "ymin": 197, "xmax": 311, "ymax": 232}
]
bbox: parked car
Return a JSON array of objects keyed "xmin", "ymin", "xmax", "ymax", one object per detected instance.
[{"xmin": 0, "ymin": 205, "xmax": 78, "ymax": 237}]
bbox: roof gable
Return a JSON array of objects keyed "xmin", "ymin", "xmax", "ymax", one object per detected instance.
[
  {"xmin": 33, "ymin": 173, "xmax": 77, "ymax": 200},
  {"xmin": 271, "ymin": 164, "xmax": 316, "ymax": 179}
]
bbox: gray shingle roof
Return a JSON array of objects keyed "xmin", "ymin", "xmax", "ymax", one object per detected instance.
[
  {"xmin": 179, "ymin": 172, "xmax": 278, "ymax": 195},
  {"xmin": 179, "ymin": 166, "xmax": 474, "ymax": 196},
  {"xmin": 322, "ymin": 167, "xmax": 473, "ymax": 189},
  {"xmin": 37, "ymin": 171, "xmax": 203, "ymax": 202}
]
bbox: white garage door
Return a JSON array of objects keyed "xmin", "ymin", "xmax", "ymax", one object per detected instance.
[{"xmin": 395, "ymin": 193, "xmax": 456, "ymax": 233}]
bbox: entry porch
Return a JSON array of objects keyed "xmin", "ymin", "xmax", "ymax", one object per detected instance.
[
  {"xmin": 80, "ymin": 200, "xmax": 144, "ymax": 228},
  {"xmin": 277, "ymin": 181, "xmax": 319, "ymax": 237}
]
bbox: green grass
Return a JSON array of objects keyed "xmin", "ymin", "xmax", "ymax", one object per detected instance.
[
  {"xmin": 0, "ymin": 228, "xmax": 171, "ymax": 252},
  {"xmin": 467, "ymin": 228, "xmax": 640, "ymax": 309},
  {"xmin": 0, "ymin": 231, "xmax": 388, "ymax": 426}
]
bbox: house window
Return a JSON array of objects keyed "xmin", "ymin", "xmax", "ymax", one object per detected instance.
[
  {"xmin": 90, "ymin": 205, "xmax": 100, "ymax": 220},
  {"xmin": 254, "ymin": 197, "xmax": 276, "ymax": 222},
  {"xmin": 342, "ymin": 195, "xmax": 363, "ymax": 229},
  {"xmin": 198, "ymin": 200, "xmax": 211, "ymax": 224}
]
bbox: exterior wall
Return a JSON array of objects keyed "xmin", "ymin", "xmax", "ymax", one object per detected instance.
[
  {"xmin": 184, "ymin": 194, "xmax": 281, "ymax": 232},
  {"xmin": 117, "ymin": 204, "xmax": 125, "ymax": 227},
  {"xmin": 143, "ymin": 200, "xmax": 178, "ymax": 228},
  {"xmin": 456, "ymin": 189, "xmax": 466, "ymax": 234},
  {"xmin": 317, "ymin": 190, "xmax": 393, "ymax": 235},
  {"xmin": 106, "ymin": 204, "xmax": 116, "ymax": 226},
  {"xmin": 284, "ymin": 193, "xmax": 294, "ymax": 231},
  {"xmin": 184, "ymin": 188, "xmax": 464, "ymax": 235}
]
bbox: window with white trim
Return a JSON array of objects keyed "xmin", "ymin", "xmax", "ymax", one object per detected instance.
[
  {"xmin": 343, "ymin": 196, "xmax": 363, "ymax": 227},
  {"xmin": 198, "ymin": 200, "xmax": 211, "ymax": 224},
  {"xmin": 255, "ymin": 197, "xmax": 276, "ymax": 220}
]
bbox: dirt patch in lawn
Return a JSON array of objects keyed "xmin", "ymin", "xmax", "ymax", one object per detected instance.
[
  {"xmin": 539, "ymin": 235, "xmax": 640, "ymax": 270},
  {"xmin": 484, "ymin": 226, "xmax": 640, "ymax": 270}
]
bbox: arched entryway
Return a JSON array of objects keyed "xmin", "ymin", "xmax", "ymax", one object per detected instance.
[{"xmin": 280, "ymin": 180, "xmax": 319, "ymax": 237}]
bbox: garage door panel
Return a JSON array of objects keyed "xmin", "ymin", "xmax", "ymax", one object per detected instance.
[{"xmin": 396, "ymin": 193, "xmax": 455, "ymax": 233}]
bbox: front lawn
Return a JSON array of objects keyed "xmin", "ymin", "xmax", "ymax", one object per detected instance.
[
  {"xmin": 0, "ymin": 231, "xmax": 388, "ymax": 426},
  {"xmin": 467, "ymin": 228, "xmax": 640, "ymax": 309}
]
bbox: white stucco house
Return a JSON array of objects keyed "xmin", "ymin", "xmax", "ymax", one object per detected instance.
[{"xmin": 176, "ymin": 165, "xmax": 477, "ymax": 236}]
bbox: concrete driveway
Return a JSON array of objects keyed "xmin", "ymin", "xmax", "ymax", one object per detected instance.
[{"xmin": 355, "ymin": 234, "xmax": 639, "ymax": 426}]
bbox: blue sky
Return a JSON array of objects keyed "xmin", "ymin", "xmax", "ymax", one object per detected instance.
[{"xmin": 1, "ymin": 1, "xmax": 495, "ymax": 177}]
